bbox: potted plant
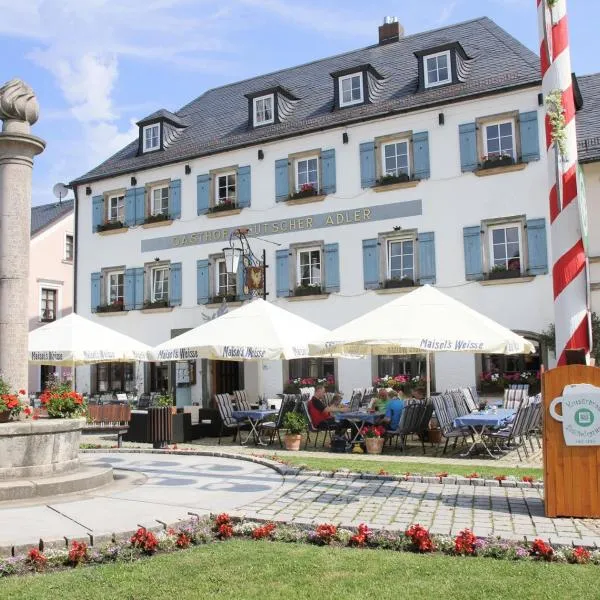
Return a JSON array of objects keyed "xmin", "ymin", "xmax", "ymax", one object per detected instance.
[
  {"xmin": 96, "ymin": 300, "xmax": 125, "ymax": 313},
  {"xmin": 96, "ymin": 220, "xmax": 125, "ymax": 233},
  {"xmin": 383, "ymin": 277, "xmax": 415, "ymax": 289},
  {"xmin": 0, "ymin": 377, "xmax": 26, "ymax": 422},
  {"xmin": 39, "ymin": 387, "xmax": 86, "ymax": 418},
  {"xmin": 376, "ymin": 172, "xmax": 411, "ymax": 186},
  {"xmin": 361, "ymin": 425, "xmax": 386, "ymax": 454},
  {"xmin": 488, "ymin": 261, "xmax": 520, "ymax": 280},
  {"xmin": 481, "ymin": 153, "xmax": 515, "ymax": 169},
  {"xmin": 144, "ymin": 213, "xmax": 171, "ymax": 224},
  {"xmin": 288, "ymin": 183, "xmax": 319, "ymax": 200},
  {"xmin": 155, "ymin": 394, "xmax": 175, "ymax": 414},
  {"xmin": 282, "ymin": 411, "xmax": 306, "ymax": 451},
  {"xmin": 143, "ymin": 299, "xmax": 169, "ymax": 309},
  {"xmin": 208, "ymin": 198, "xmax": 236, "ymax": 213},
  {"xmin": 293, "ymin": 284, "xmax": 322, "ymax": 297}
]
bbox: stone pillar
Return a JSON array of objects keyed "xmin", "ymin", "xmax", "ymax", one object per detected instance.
[{"xmin": 0, "ymin": 80, "xmax": 45, "ymax": 392}]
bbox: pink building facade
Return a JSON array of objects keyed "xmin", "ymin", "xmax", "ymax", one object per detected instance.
[{"xmin": 28, "ymin": 200, "xmax": 74, "ymax": 392}]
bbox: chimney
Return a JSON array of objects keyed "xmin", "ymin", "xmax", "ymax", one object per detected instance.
[{"xmin": 378, "ymin": 16, "xmax": 403, "ymax": 45}]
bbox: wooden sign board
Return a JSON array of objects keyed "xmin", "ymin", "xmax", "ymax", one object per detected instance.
[{"xmin": 543, "ymin": 365, "xmax": 600, "ymax": 517}]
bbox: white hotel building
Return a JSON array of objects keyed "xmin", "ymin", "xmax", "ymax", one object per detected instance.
[{"xmin": 71, "ymin": 17, "xmax": 558, "ymax": 405}]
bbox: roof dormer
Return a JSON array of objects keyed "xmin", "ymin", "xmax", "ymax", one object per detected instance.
[
  {"xmin": 245, "ymin": 86, "xmax": 299, "ymax": 129},
  {"xmin": 414, "ymin": 42, "xmax": 472, "ymax": 91},
  {"xmin": 136, "ymin": 109, "xmax": 188, "ymax": 155},
  {"xmin": 331, "ymin": 64, "xmax": 386, "ymax": 110}
]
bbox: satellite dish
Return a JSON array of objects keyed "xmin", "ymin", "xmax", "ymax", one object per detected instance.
[{"xmin": 53, "ymin": 183, "xmax": 69, "ymax": 203}]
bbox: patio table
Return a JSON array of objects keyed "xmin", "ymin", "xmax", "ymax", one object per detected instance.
[
  {"xmin": 334, "ymin": 411, "xmax": 384, "ymax": 444},
  {"xmin": 232, "ymin": 409, "xmax": 278, "ymax": 446},
  {"xmin": 453, "ymin": 409, "xmax": 516, "ymax": 459}
]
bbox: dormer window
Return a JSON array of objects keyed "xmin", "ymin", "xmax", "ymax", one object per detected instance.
[
  {"xmin": 253, "ymin": 94, "xmax": 274, "ymax": 126},
  {"xmin": 424, "ymin": 50, "xmax": 451, "ymax": 88},
  {"xmin": 339, "ymin": 73, "xmax": 364, "ymax": 107},
  {"xmin": 143, "ymin": 124, "xmax": 160, "ymax": 152}
]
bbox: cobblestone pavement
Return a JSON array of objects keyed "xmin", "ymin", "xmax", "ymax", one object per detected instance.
[{"xmin": 243, "ymin": 474, "xmax": 600, "ymax": 547}]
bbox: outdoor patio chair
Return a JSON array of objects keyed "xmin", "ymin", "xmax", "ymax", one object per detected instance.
[
  {"xmin": 324, "ymin": 392, "xmax": 335, "ymax": 405},
  {"xmin": 385, "ymin": 401, "xmax": 431, "ymax": 452},
  {"xmin": 449, "ymin": 389, "xmax": 471, "ymax": 417},
  {"xmin": 485, "ymin": 397, "xmax": 531, "ymax": 460},
  {"xmin": 137, "ymin": 394, "xmax": 151, "ymax": 409},
  {"xmin": 349, "ymin": 389, "xmax": 364, "ymax": 412},
  {"xmin": 361, "ymin": 387, "xmax": 375, "ymax": 409},
  {"xmin": 432, "ymin": 393, "xmax": 471, "ymax": 454},
  {"xmin": 215, "ymin": 393, "xmax": 248, "ymax": 445},
  {"xmin": 460, "ymin": 388, "xmax": 477, "ymax": 413},
  {"xmin": 260, "ymin": 397, "xmax": 297, "ymax": 447},
  {"xmin": 524, "ymin": 394, "xmax": 542, "ymax": 451},
  {"xmin": 503, "ymin": 384, "xmax": 529, "ymax": 410},
  {"xmin": 301, "ymin": 400, "xmax": 338, "ymax": 449},
  {"xmin": 233, "ymin": 390, "xmax": 251, "ymax": 411}
]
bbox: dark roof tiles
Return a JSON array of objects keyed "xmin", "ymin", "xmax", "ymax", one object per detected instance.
[
  {"xmin": 576, "ymin": 73, "xmax": 600, "ymax": 163},
  {"xmin": 31, "ymin": 200, "xmax": 74, "ymax": 236}
]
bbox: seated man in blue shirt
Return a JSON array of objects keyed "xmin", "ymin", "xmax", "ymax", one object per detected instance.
[{"xmin": 384, "ymin": 390, "xmax": 406, "ymax": 430}]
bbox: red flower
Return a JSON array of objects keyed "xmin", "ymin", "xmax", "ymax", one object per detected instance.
[
  {"xmin": 454, "ymin": 529, "xmax": 477, "ymax": 555},
  {"xmin": 466, "ymin": 473, "xmax": 480, "ymax": 479},
  {"xmin": 378, "ymin": 469, "xmax": 389, "ymax": 476},
  {"xmin": 176, "ymin": 532, "xmax": 191, "ymax": 548},
  {"xmin": 251, "ymin": 523, "xmax": 276, "ymax": 540},
  {"xmin": 24, "ymin": 407, "xmax": 32, "ymax": 417},
  {"xmin": 18, "ymin": 389, "xmax": 26, "ymax": 396},
  {"xmin": 315, "ymin": 523, "xmax": 337, "ymax": 544},
  {"xmin": 68, "ymin": 540, "xmax": 88, "ymax": 565},
  {"xmin": 405, "ymin": 524, "xmax": 434, "ymax": 552},
  {"xmin": 215, "ymin": 513, "xmax": 231, "ymax": 527},
  {"xmin": 436, "ymin": 472, "xmax": 448, "ymax": 480},
  {"xmin": 571, "ymin": 546, "xmax": 591, "ymax": 564},
  {"xmin": 521, "ymin": 475, "xmax": 535, "ymax": 483},
  {"xmin": 530, "ymin": 538, "xmax": 554, "ymax": 561},
  {"xmin": 27, "ymin": 548, "xmax": 47, "ymax": 570},
  {"xmin": 494, "ymin": 475, "xmax": 507, "ymax": 482},
  {"xmin": 218, "ymin": 524, "xmax": 233, "ymax": 539},
  {"xmin": 130, "ymin": 527, "xmax": 158, "ymax": 554}
]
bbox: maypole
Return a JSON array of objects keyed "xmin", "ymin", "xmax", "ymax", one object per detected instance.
[{"xmin": 537, "ymin": 0, "xmax": 590, "ymax": 364}]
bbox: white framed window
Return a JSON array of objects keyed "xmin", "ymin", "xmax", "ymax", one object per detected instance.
[
  {"xmin": 483, "ymin": 120, "xmax": 515, "ymax": 159},
  {"xmin": 339, "ymin": 73, "xmax": 363, "ymax": 107},
  {"xmin": 295, "ymin": 157, "xmax": 319, "ymax": 192},
  {"xmin": 106, "ymin": 271, "xmax": 124, "ymax": 304},
  {"xmin": 40, "ymin": 288, "xmax": 57, "ymax": 322},
  {"xmin": 297, "ymin": 248, "xmax": 322, "ymax": 287},
  {"xmin": 387, "ymin": 238, "xmax": 415, "ymax": 281},
  {"xmin": 108, "ymin": 194, "xmax": 124, "ymax": 223},
  {"xmin": 215, "ymin": 259, "xmax": 237, "ymax": 297},
  {"xmin": 253, "ymin": 94, "xmax": 274, "ymax": 126},
  {"xmin": 143, "ymin": 124, "xmax": 160, "ymax": 152},
  {"xmin": 151, "ymin": 185, "xmax": 170, "ymax": 216},
  {"xmin": 424, "ymin": 50, "xmax": 451, "ymax": 88},
  {"xmin": 489, "ymin": 223, "xmax": 522, "ymax": 272},
  {"xmin": 151, "ymin": 266, "xmax": 169, "ymax": 302},
  {"xmin": 382, "ymin": 140, "xmax": 410, "ymax": 177},
  {"xmin": 64, "ymin": 233, "xmax": 74, "ymax": 262},
  {"xmin": 216, "ymin": 172, "xmax": 237, "ymax": 206}
]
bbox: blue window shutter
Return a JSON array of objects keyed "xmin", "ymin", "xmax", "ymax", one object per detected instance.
[
  {"xmin": 520, "ymin": 111, "xmax": 540, "ymax": 163},
  {"xmin": 526, "ymin": 218, "xmax": 548, "ymax": 275},
  {"xmin": 418, "ymin": 232, "xmax": 436, "ymax": 285},
  {"xmin": 133, "ymin": 267, "xmax": 144, "ymax": 309},
  {"xmin": 463, "ymin": 226, "xmax": 483, "ymax": 280},
  {"xmin": 324, "ymin": 243, "xmax": 340, "ymax": 292},
  {"xmin": 91, "ymin": 272, "xmax": 101, "ymax": 312},
  {"xmin": 169, "ymin": 179, "xmax": 181, "ymax": 219},
  {"xmin": 237, "ymin": 261, "xmax": 249, "ymax": 300},
  {"xmin": 275, "ymin": 159, "xmax": 289, "ymax": 202},
  {"xmin": 197, "ymin": 259, "xmax": 209, "ymax": 304},
  {"xmin": 134, "ymin": 187, "xmax": 146, "ymax": 225},
  {"xmin": 362, "ymin": 238, "xmax": 380, "ymax": 289},
  {"xmin": 360, "ymin": 142, "xmax": 376, "ymax": 188},
  {"xmin": 197, "ymin": 174, "xmax": 210, "ymax": 215},
  {"xmin": 124, "ymin": 189, "xmax": 136, "ymax": 227},
  {"xmin": 237, "ymin": 165, "xmax": 251, "ymax": 208},
  {"xmin": 124, "ymin": 268, "xmax": 135, "ymax": 310},
  {"xmin": 276, "ymin": 249, "xmax": 290, "ymax": 297},
  {"xmin": 169, "ymin": 262, "xmax": 182, "ymax": 306},
  {"xmin": 92, "ymin": 196, "xmax": 104, "ymax": 233},
  {"xmin": 412, "ymin": 131, "xmax": 431, "ymax": 180},
  {"xmin": 459, "ymin": 123, "xmax": 478, "ymax": 172},
  {"xmin": 321, "ymin": 149, "xmax": 336, "ymax": 195}
]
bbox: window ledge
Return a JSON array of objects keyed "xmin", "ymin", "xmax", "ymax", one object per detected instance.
[
  {"xmin": 206, "ymin": 301, "xmax": 243, "ymax": 309},
  {"xmin": 98, "ymin": 227, "xmax": 128, "ymax": 236},
  {"xmin": 287, "ymin": 293, "xmax": 330, "ymax": 301},
  {"xmin": 479, "ymin": 276, "xmax": 535, "ymax": 286},
  {"xmin": 373, "ymin": 180, "xmax": 420, "ymax": 193},
  {"xmin": 141, "ymin": 306, "xmax": 174, "ymax": 314},
  {"xmin": 374, "ymin": 286, "xmax": 421, "ymax": 295},
  {"xmin": 61, "ymin": 260, "xmax": 73, "ymax": 265},
  {"xmin": 285, "ymin": 194, "xmax": 326, "ymax": 206},
  {"xmin": 142, "ymin": 219, "xmax": 173, "ymax": 229},
  {"xmin": 206, "ymin": 208, "xmax": 242, "ymax": 219},
  {"xmin": 474, "ymin": 163, "xmax": 527, "ymax": 177},
  {"xmin": 96, "ymin": 311, "xmax": 130, "ymax": 317}
]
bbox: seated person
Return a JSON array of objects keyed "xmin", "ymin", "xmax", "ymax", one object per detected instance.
[
  {"xmin": 371, "ymin": 389, "xmax": 389, "ymax": 412},
  {"xmin": 383, "ymin": 390, "xmax": 406, "ymax": 431},
  {"xmin": 307, "ymin": 385, "xmax": 335, "ymax": 428}
]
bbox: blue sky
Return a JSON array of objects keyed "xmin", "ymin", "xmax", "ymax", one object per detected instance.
[{"xmin": 0, "ymin": 0, "xmax": 597, "ymax": 206}]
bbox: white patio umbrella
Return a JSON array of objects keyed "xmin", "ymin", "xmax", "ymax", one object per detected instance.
[
  {"xmin": 151, "ymin": 298, "xmax": 330, "ymax": 362},
  {"xmin": 309, "ymin": 285, "xmax": 535, "ymax": 397},
  {"xmin": 29, "ymin": 313, "xmax": 152, "ymax": 366}
]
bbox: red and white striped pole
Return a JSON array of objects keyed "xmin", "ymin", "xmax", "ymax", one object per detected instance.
[{"xmin": 537, "ymin": 0, "xmax": 590, "ymax": 365}]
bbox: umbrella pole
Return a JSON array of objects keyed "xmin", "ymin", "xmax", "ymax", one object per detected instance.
[{"xmin": 426, "ymin": 353, "xmax": 431, "ymax": 398}]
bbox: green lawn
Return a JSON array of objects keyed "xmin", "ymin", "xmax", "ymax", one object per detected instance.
[
  {"xmin": 0, "ymin": 541, "xmax": 596, "ymax": 600},
  {"xmin": 270, "ymin": 455, "xmax": 544, "ymax": 480}
]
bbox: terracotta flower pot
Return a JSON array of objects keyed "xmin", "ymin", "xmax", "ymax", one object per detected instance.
[
  {"xmin": 284, "ymin": 434, "xmax": 302, "ymax": 451},
  {"xmin": 365, "ymin": 437, "xmax": 384, "ymax": 454},
  {"xmin": 0, "ymin": 410, "xmax": 10, "ymax": 423}
]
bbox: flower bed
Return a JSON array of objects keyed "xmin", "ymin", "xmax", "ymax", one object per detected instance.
[
  {"xmin": 373, "ymin": 374, "xmax": 427, "ymax": 397},
  {"xmin": 1, "ymin": 515, "xmax": 597, "ymax": 579},
  {"xmin": 480, "ymin": 370, "xmax": 540, "ymax": 395}
]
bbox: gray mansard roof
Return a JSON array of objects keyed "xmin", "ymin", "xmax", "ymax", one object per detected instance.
[
  {"xmin": 31, "ymin": 200, "xmax": 74, "ymax": 236},
  {"xmin": 72, "ymin": 16, "xmax": 541, "ymax": 185},
  {"xmin": 576, "ymin": 73, "xmax": 600, "ymax": 163}
]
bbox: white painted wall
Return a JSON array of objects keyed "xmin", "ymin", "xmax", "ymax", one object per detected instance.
[
  {"xmin": 75, "ymin": 88, "xmax": 553, "ymax": 401},
  {"xmin": 584, "ymin": 162, "xmax": 600, "ymax": 320}
]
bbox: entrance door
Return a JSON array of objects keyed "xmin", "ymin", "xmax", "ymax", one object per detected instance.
[
  {"xmin": 213, "ymin": 361, "xmax": 243, "ymax": 395},
  {"xmin": 40, "ymin": 365, "xmax": 57, "ymax": 391}
]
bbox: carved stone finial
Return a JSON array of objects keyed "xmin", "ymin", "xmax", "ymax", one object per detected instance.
[{"xmin": 0, "ymin": 79, "xmax": 39, "ymax": 125}]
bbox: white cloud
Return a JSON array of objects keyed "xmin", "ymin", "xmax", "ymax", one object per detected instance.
[{"xmin": 434, "ymin": 2, "xmax": 458, "ymax": 27}]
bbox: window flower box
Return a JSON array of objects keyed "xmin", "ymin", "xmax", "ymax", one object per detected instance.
[
  {"xmin": 375, "ymin": 173, "xmax": 412, "ymax": 186},
  {"xmin": 143, "ymin": 299, "xmax": 169, "ymax": 310},
  {"xmin": 208, "ymin": 200, "xmax": 237, "ymax": 213},
  {"xmin": 287, "ymin": 183, "xmax": 322, "ymax": 201},
  {"xmin": 487, "ymin": 261, "xmax": 521, "ymax": 280},
  {"xmin": 97, "ymin": 220, "xmax": 125, "ymax": 233},
  {"xmin": 144, "ymin": 213, "xmax": 171, "ymax": 225},
  {"xmin": 96, "ymin": 301, "xmax": 125, "ymax": 313},
  {"xmin": 293, "ymin": 284, "xmax": 323, "ymax": 297},
  {"xmin": 481, "ymin": 154, "xmax": 515, "ymax": 170},
  {"xmin": 383, "ymin": 277, "xmax": 415, "ymax": 289},
  {"xmin": 209, "ymin": 295, "xmax": 238, "ymax": 304}
]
